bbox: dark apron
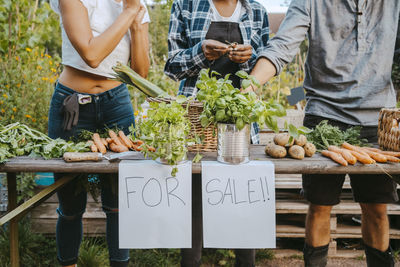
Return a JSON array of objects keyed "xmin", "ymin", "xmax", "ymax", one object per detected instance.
[{"xmin": 205, "ymin": 21, "xmax": 243, "ymax": 89}]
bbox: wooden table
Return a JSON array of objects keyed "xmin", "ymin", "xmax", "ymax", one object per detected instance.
[{"xmin": 1, "ymin": 145, "xmax": 400, "ymax": 267}]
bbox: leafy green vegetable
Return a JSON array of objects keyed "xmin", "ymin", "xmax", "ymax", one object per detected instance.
[
  {"xmin": 195, "ymin": 69, "xmax": 286, "ymax": 131},
  {"xmin": 0, "ymin": 122, "xmax": 90, "ymax": 163},
  {"xmin": 306, "ymin": 120, "xmax": 368, "ymax": 151},
  {"xmin": 132, "ymin": 100, "xmax": 196, "ymax": 176}
]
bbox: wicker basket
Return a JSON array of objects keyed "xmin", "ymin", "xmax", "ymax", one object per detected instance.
[
  {"xmin": 378, "ymin": 108, "xmax": 400, "ymax": 151},
  {"xmin": 147, "ymin": 97, "xmax": 217, "ymax": 152}
]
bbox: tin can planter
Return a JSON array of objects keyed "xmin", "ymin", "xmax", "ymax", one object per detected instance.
[{"xmin": 217, "ymin": 123, "xmax": 250, "ymax": 164}]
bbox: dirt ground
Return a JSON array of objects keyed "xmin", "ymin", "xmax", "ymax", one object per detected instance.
[{"xmin": 257, "ymin": 258, "xmax": 400, "ymax": 267}]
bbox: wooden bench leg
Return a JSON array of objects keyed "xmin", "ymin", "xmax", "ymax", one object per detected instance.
[
  {"xmin": 3, "ymin": 173, "xmax": 76, "ymax": 267},
  {"xmin": 7, "ymin": 172, "xmax": 19, "ymax": 267},
  {"xmin": 328, "ymin": 215, "xmax": 337, "ymax": 256}
]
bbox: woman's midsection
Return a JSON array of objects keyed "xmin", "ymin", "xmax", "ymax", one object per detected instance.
[{"xmin": 58, "ymin": 65, "xmax": 122, "ymax": 94}]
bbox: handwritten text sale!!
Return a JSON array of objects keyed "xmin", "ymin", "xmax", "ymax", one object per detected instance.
[{"xmin": 202, "ymin": 161, "xmax": 276, "ymax": 248}]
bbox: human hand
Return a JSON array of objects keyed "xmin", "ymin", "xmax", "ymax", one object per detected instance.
[
  {"xmin": 228, "ymin": 44, "xmax": 252, "ymax": 63},
  {"xmin": 123, "ymin": 0, "xmax": 141, "ymax": 13},
  {"xmin": 202, "ymin": 40, "xmax": 229, "ymax": 61},
  {"xmin": 240, "ymin": 84, "xmax": 256, "ymax": 93},
  {"xmin": 131, "ymin": 5, "xmax": 146, "ymax": 30}
]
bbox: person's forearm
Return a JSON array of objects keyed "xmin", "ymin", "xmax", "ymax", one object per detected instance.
[
  {"xmin": 250, "ymin": 57, "xmax": 277, "ymax": 85},
  {"xmin": 130, "ymin": 25, "xmax": 150, "ymax": 78},
  {"xmin": 61, "ymin": 3, "xmax": 139, "ymax": 68},
  {"xmin": 85, "ymin": 8, "xmax": 139, "ymax": 67}
]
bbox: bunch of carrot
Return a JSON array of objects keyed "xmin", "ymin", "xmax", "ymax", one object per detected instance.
[
  {"xmin": 321, "ymin": 142, "xmax": 400, "ymax": 166},
  {"xmin": 87, "ymin": 130, "xmax": 154, "ymax": 154}
]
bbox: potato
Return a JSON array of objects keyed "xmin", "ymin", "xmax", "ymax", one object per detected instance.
[
  {"xmin": 273, "ymin": 133, "xmax": 294, "ymax": 147},
  {"xmin": 294, "ymin": 135, "xmax": 307, "ymax": 147},
  {"xmin": 265, "ymin": 144, "xmax": 287, "ymax": 158},
  {"xmin": 288, "ymin": 145, "xmax": 305, "ymax": 160},
  {"xmin": 304, "ymin": 142, "xmax": 316, "ymax": 157}
]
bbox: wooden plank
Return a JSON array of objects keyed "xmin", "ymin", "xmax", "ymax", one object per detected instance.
[
  {"xmin": 2, "ymin": 146, "xmax": 400, "ymax": 175},
  {"xmin": 328, "ymin": 240, "xmax": 337, "ymax": 256},
  {"xmin": 31, "ymin": 202, "xmax": 104, "ymax": 219},
  {"xmin": 276, "ymin": 224, "xmax": 400, "ymax": 239},
  {"xmin": 0, "ymin": 174, "xmax": 76, "ymax": 226},
  {"xmin": 330, "ymin": 216, "xmax": 337, "ymax": 232},
  {"xmin": 37, "ymin": 188, "xmax": 100, "ymax": 203},
  {"xmin": 276, "ymin": 201, "xmax": 400, "ymax": 215},
  {"xmin": 275, "ymin": 175, "xmax": 352, "ymax": 189},
  {"xmin": 31, "ymin": 218, "xmax": 106, "ymax": 235},
  {"xmin": 34, "ymin": 200, "xmax": 400, "ymax": 220},
  {"xmin": 273, "ymin": 249, "xmax": 365, "ymax": 259},
  {"xmin": 7, "ymin": 172, "xmax": 19, "ymax": 267}
]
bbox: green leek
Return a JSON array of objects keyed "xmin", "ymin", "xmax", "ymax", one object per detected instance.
[{"xmin": 112, "ymin": 63, "xmax": 170, "ymax": 98}]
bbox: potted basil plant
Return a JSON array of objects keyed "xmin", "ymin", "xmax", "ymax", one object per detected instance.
[{"xmin": 196, "ymin": 69, "xmax": 286, "ymax": 164}]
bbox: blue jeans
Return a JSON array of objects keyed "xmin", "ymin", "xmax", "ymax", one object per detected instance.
[{"xmin": 48, "ymin": 82, "xmax": 134, "ymax": 265}]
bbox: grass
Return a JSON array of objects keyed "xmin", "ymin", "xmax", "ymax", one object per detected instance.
[
  {"xmin": 288, "ymin": 254, "xmax": 303, "ymax": 260},
  {"xmin": 129, "ymin": 249, "xmax": 180, "ymax": 267},
  {"xmin": 0, "ymin": 219, "xmax": 57, "ymax": 267},
  {"xmin": 78, "ymin": 238, "xmax": 110, "ymax": 267}
]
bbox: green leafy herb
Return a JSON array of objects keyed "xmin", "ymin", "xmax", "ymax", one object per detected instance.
[
  {"xmin": 196, "ymin": 69, "xmax": 286, "ymax": 131},
  {"xmin": 306, "ymin": 120, "xmax": 368, "ymax": 151},
  {"xmin": 131, "ymin": 100, "xmax": 194, "ymax": 176},
  {"xmin": 0, "ymin": 122, "xmax": 90, "ymax": 163}
]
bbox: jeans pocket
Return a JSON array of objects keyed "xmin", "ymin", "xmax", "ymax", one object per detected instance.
[
  {"xmin": 50, "ymin": 90, "xmax": 69, "ymax": 109},
  {"xmin": 113, "ymin": 90, "xmax": 131, "ymax": 105}
]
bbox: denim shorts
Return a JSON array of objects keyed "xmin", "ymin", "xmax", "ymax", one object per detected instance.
[
  {"xmin": 302, "ymin": 115, "xmax": 398, "ymax": 205},
  {"xmin": 48, "ymin": 81, "xmax": 135, "ymax": 139}
]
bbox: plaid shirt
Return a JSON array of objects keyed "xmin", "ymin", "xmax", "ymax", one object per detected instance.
[{"xmin": 164, "ymin": 0, "xmax": 269, "ymax": 143}]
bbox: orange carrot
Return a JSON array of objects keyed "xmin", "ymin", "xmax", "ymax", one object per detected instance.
[
  {"xmin": 384, "ymin": 155, "xmax": 400, "ymax": 163},
  {"xmin": 92, "ymin": 133, "xmax": 107, "ymax": 154},
  {"xmin": 328, "ymin": 145, "xmax": 357, "ymax": 165},
  {"xmin": 359, "ymin": 148, "xmax": 387, "ymax": 163},
  {"xmin": 343, "ymin": 148, "xmax": 375, "ymax": 164},
  {"xmin": 132, "ymin": 144, "xmax": 142, "ymax": 151},
  {"xmin": 379, "ymin": 151, "xmax": 400, "ymax": 157},
  {"xmin": 101, "ymin": 138, "xmax": 108, "ymax": 148},
  {"xmin": 91, "ymin": 144, "xmax": 98, "ymax": 153},
  {"xmin": 133, "ymin": 140, "xmax": 144, "ymax": 146},
  {"xmin": 87, "ymin": 141, "xmax": 98, "ymax": 153},
  {"xmin": 109, "ymin": 143, "xmax": 129, "ymax": 153},
  {"xmin": 363, "ymin": 147, "xmax": 400, "ymax": 157},
  {"xmin": 341, "ymin": 142, "xmax": 370, "ymax": 158},
  {"xmin": 321, "ymin": 150, "xmax": 348, "ymax": 166},
  {"xmin": 108, "ymin": 130, "xmax": 124, "ymax": 147},
  {"xmin": 118, "ymin": 131, "xmax": 133, "ymax": 149},
  {"xmin": 362, "ymin": 147, "xmax": 382, "ymax": 153},
  {"xmin": 106, "ymin": 137, "xmax": 113, "ymax": 144},
  {"xmin": 147, "ymin": 145, "xmax": 156, "ymax": 152},
  {"xmin": 128, "ymin": 139, "xmax": 135, "ymax": 149}
]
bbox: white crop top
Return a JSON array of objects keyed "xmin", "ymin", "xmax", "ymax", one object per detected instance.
[
  {"xmin": 50, "ymin": 0, "xmax": 150, "ymax": 78},
  {"xmin": 209, "ymin": 0, "xmax": 243, "ymax": 22}
]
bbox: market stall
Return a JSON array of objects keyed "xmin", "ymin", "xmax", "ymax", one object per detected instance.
[{"xmin": 1, "ymin": 145, "xmax": 400, "ymax": 267}]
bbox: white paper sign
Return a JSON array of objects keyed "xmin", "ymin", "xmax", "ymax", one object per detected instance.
[
  {"xmin": 119, "ymin": 160, "xmax": 192, "ymax": 248},
  {"xmin": 202, "ymin": 161, "xmax": 276, "ymax": 248}
]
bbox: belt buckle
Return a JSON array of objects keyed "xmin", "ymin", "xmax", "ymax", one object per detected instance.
[{"xmin": 78, "ymin": 94, "xmax": 92, "ymax": 105}]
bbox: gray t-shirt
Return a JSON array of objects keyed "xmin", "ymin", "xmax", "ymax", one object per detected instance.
[{"xmin": 259, "ymin": 0, "xmax": 400, "ymax": 126}]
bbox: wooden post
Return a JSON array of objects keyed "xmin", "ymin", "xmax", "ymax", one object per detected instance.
[{"xmin": 7, "ymin": 172, "xmax": 19, "ymax": 267}]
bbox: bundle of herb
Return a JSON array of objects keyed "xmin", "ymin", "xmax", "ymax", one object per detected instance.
[
  {"xmin": 196, "ymin": 69, "xmax": 286, "ymax": 131},
  {"xmin": 0, "ymin": 122, "xmax": 90, "ymax": 163},
  {"xmin": 132, "ymin": 96, "xmax": 197, "ymax": 176},
  {"xmin": 306, "ymin": 120, "xmax": 368, "ymax": 151}
]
